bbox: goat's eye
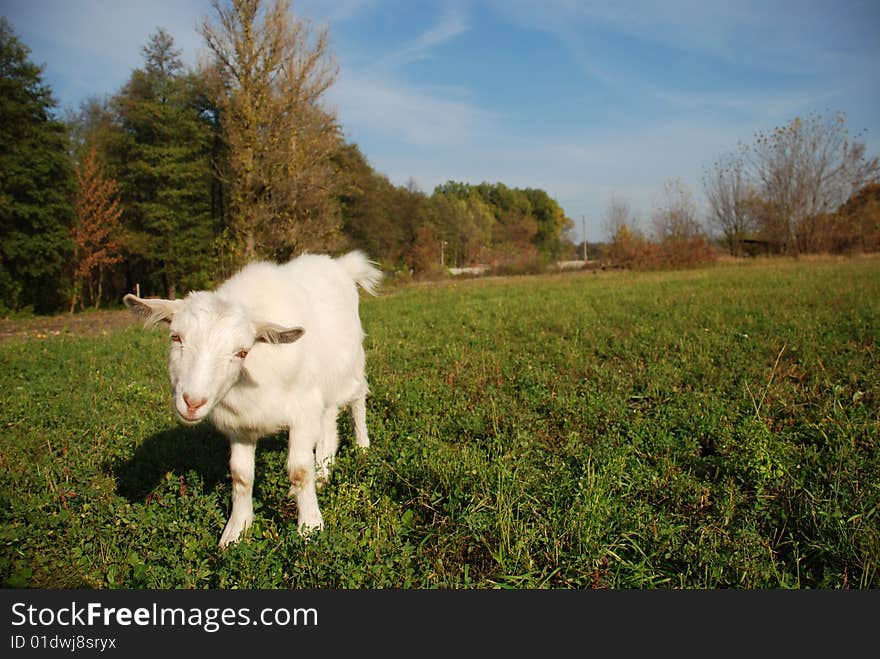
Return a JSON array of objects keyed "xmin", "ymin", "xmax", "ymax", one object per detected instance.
[
  {"xmin": 171, "ymin": 333, "xmax": 182, "ymax": 343},
  {"xmin": 235, "ymin": 349, "xmax": 249, "ymax": 359}
]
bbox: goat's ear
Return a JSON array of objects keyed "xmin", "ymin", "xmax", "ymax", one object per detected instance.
[
  {"xmin": 123, "ymin": 294, "xmax": 180, "ymax": 327},
  {"xmin": 254, "ymin": 322, "xmax": 305, "ymax": 345}
]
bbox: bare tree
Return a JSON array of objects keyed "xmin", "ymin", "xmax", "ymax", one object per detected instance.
[
  {"xmin": 651, "ymin": 178, "xmax": 704, "ymax": 243},
  {"xmin": 200, "ymin": 0, "xmax": 342, "ymax": 267},
  {"xmin": 703, "ymin": 153, "xmax": 759, "ymax": 255},
  {"xmin": 646, "ymin": 179, "xmax": 716, "ymax": 267},
  {"xmin": 602, "ymin": 196, "xmax": 638, "ymax": 242},
  {"xmin": 404, "ymin": 177, "xmax": 422, "ymax": 195},
  {"xmin": 745, "ymin": 112, "xmax": 880, "ymax": 254},
  {"xmin": 602, "ymin": 196, "xmax": 650, "ymax": 267}
]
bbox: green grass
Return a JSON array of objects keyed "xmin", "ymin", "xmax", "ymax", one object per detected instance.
[{"xmin": 1, "ymin": 257, "xmax": 878, "ymax": 588}]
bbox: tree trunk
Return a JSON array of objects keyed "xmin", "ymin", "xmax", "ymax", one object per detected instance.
[
  {"xmin": 87, "ymin": 277, "xmax": 96, "ymax": 310},
  {"xmin": 94, "ymin": 269, "xmax": 104, "ymax": 311},
  {"xmin": 244, "ymin": 231, "xmax": 256, "ymax": 263},
  {"xmin": 69, "ymin": 280, "xmax": 80, "ymax": 314}
]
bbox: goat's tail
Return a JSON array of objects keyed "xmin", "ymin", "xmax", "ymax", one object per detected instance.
[{"xmin": 336, "ymin": 250, "xmax": 383, "ymax": 296}]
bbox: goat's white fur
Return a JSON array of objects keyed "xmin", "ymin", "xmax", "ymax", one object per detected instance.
[{"xmin": 124, "ymin": 251, "xmax": 382, "ymax": 547}]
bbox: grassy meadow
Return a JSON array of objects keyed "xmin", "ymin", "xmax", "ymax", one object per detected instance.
[{"xmin": 1, "ymin": 257, "xmax": 878, "ymax": 589}]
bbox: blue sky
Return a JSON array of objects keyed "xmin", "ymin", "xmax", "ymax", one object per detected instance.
[{"xmin": 4, "ymin": 0, "xmax": 879, "ymax": 242}]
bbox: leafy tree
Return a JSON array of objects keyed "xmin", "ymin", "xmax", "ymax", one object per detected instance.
[
  {"xmin": 108, "ymin": 28, "xmax": 219, "ymax": 298},
  {"xmin": 395, "ymin": 184, "xmax": 436, "ymax": 268},
  {"xmin": 0, "ymin": 18, "xmax": 74, "ymax": 313},
  {"xmin": 406, "ymin": 225, "xmax": 444, "ymax": 277},
  {"xmin": 433, "ymin": 181, "xmax": 571, "ymax": 265},
  {"xmin": 65, "ymin": 96, "xmax": 116, "ymax": 165},
  {"xmin": 431, "ymin": 185, "xmax": 494, "ymax": 266},
  {"xmin": 455, "ymin": 195, "xmax": 495, "ymax": 264},
  {"xmin": 470, "ymin": 182, "xmax": 537, "ymax": 263},
  {"xmin": 336, "ymin": 143, "xmax": 405, "ymax": 264},
  {"xmin": 831, "ymin": 182, "xmax": 880, "ymax": 252},
  {"xmin": 606, "ymin": 221, "xmax": 650, "ymax": 268},
  {"xmin": 69, "ymin": 145, "xmax": 123, "ymax": 311},
  {"xmin": 521, "ymin": 187, "xmax": 573, "ymax": 259},
  {"xmin": 434, "ymin": 180, "xmax": 473, "ymax": 199},
  {"xmin": 200, "ymin": 0, "xmax": 343, "ymax": 267}
]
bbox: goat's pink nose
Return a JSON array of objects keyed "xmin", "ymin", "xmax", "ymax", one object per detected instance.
[{"xmin": 183, "ymin": 393, "xmax": 207, "ymax": 412}]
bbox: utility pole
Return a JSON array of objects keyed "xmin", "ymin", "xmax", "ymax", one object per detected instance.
[{"xmin": 582, "ymin": 215, "xmax": 588, "ymax": 261}]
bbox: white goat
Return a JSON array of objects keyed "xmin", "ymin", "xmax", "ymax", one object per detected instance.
[{"xmin": 123, "ymin": 251, "xmax": 382, "ymax": 547}]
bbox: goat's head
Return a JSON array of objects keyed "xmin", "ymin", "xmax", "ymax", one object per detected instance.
[{"xmin": 123, "ymin": 292, "xmax": 303, "ymax": 425}]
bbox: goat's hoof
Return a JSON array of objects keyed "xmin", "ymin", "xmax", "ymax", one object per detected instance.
[
  {"xmin": 297, "ymin": 518, "xmax": 324, "ymax": 541},
  {"xmin": 219, "ymin": 515, "xmax": 254, "ymax": 549}
]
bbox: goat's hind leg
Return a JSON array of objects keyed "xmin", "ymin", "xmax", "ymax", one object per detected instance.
[
  {"xmin": 315, "ymin": 406, "xmax": 340, "ymax": 488},
  {"xmin": 351, "ymin": 393, "xmax": 369, "ymax": 449},
  {"xmin": 288, "ymin": 418, "xmax": 323, "ymax": 534}
]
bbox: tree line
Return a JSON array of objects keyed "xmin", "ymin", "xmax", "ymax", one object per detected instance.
[
  {"xmin": 703, "ymin": 113, "xmax": 879, "ymax": 256},
  {"xmin": 602, "ymin": 113, "xmax": 879, "ymax": 267},
  {"xmin": 3, "ymin": 1, "xmax": 879, "ymax": 315},
  {"xmin": 0, "ymin": 2, "xmax": 575, "ymax": 315}
]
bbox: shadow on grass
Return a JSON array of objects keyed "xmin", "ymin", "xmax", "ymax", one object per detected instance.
[
  {"xmin": 110, "ymin": 424, "xmax": 290, "ymax": 504},
  {"xmin": 110, "ymin": 424, "xmax": 228, "ymax": 503}
]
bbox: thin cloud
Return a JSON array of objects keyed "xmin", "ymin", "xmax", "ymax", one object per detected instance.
[
  {"xmin": 507, "ymin": 0, "xmax": 879, "ymax": 76},
  {"xmin": 649, "ymin": 87, "xmax": 840, "ymax": 125},
  {"xmin": 331, "ymin": 4, "xmax": 480, "ymax": 149},
  {"xmin": 296, "ymin": 0, "xmax": 380, "ymax": 24},
  {"xmin": 5, "ymin": 0, "xmax": 205, "ymax": 110},
  {"xmin": 375, "ymin": 7, "xmax": 469, "ymax": 70},
  {"xmin": 331, "ymin": 69, "xmax": 495, "ymax": 148}
]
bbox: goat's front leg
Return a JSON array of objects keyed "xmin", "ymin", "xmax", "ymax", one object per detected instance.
[
  {"xmin": 219, "ymin": 436, "xmax": 257, "ymax": 548},
  {"xmin": 288, "ymin": 420, "xmax": 323, "ymax": 534}
]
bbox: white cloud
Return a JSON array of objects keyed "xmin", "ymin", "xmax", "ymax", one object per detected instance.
[
  {"xmin": 503, "ymin": 0, "xmax": 878, "ymax": 76},
  {"xmin": 6, "ymin": 0, "xmax": 206, "ymax": 109},
  {"xmin": 372, "ymin": 6, "xmax": 469, "ymax": 70},
  {"xmin": 330, "ymin": 4, "xmax": 482, "ymax": 148},
  {"xmin": 331, "ymin": 70, "xmax": 495, "ymax": 148}
]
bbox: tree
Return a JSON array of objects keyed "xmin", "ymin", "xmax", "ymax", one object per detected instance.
[
  {"xmin": 606, "ymin": 221, "xmax": 650, "ymax": 268},
  {"xmin": 199, "ymin": 0, "xmax": 343, "ymax": 267},
  {"xmin": 0, "ymin": 18, "xmax": 74, "ymax": 313},
  {"xmin": 406, "ymin": 225, "xmax": 444, "ymax": 278},
  {"xmin": 651, "ymin": 178, "xmax": 703, "ymax": 243},
  {"xmin": 703, "ymin": 153, "xmax": 759, "ymax": 255},
  {"xmin": 65, "ymin": 96, "xmax": 116, "ymax": 165},
  {"xmin": 602, "ymin": 196, "xmax": 637, "ymax": 243},
  {"xmin": 336, "ymin": 142, "xmax": 405, "ymax": 264},
  {"xmin": 70, "ymin": 146, "xmax": 123, "ymax": 311},
  {"xmin": 522, "ymin": 188, "xmax": 574, "ymax": 259},
  {"xmin": 649, "ymin": 179, "xmax": 715, "ymax": 268},
  {"xmin": 443, "ymin": 194, "xmax": 495, "ymax": 266},
  {"xmin": 432, "ymin": 183, "xmax": 495, "ymax": 266},
  {"xmin": 601, "ymin": 197, "xmax": 645, "ymax": 266},
  {"xmin": 832, "ymin": 183, "xmax": 880, "ymax": 252},
  {"xmin": 111, "ymin": 28, "xmax": 219, "ymax": 298},
  {"xmin": 745, "ymin": 112, "xmax": 880, "ymax": 253},
  {"xmin": 432, "ymin": 180, "xmax": 573, "ymax": 266}
]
